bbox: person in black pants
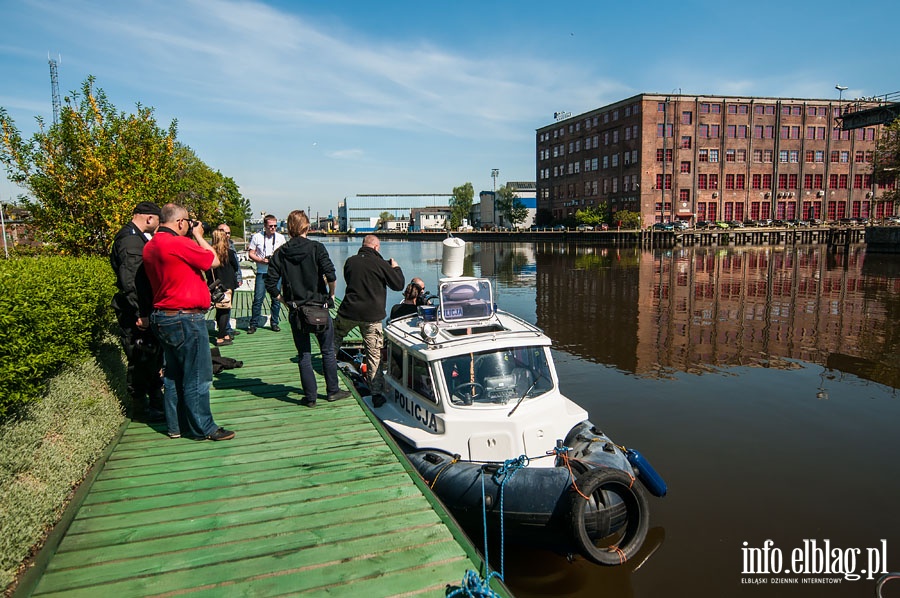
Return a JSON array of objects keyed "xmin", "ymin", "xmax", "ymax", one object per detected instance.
[
  {"xmin": 207, "ymin": 229, "xmax": 239, "ymax": 346},
  {"xmin": 265, "ymin": 210, "xmax": 350, "ymax": 407},
  {"xmin": 109, "ymin": 201, "xmax": 165, "ymax": 422}
]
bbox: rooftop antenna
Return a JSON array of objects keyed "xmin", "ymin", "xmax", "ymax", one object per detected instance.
[{"xmin": 48, "ymin": 54, "xmax": 61, "ymax": 126}]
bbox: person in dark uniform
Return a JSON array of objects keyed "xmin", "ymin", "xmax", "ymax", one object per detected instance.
[{"xmin": 109, "ymin": 201, "xmax": 165, "ymax": 422}]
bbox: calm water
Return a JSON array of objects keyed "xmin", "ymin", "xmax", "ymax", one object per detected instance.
[{"xmin": 321, "ymin": 238, "xmax": 900, "ymax": 598}]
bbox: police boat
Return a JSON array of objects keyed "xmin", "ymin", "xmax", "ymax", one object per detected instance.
[{"xmin": 340, "ymin": 239, "xmax": 667, "ymax": 565}]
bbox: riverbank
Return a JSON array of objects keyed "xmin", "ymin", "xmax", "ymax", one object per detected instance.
[{"xmin": 313, "ymin": 224, "xmax": 870, "ymax": 247}]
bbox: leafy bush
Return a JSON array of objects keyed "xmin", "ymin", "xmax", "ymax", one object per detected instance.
[{"xmin": 0, "ymin": 256, "xmax": 116, "ymax": 420}]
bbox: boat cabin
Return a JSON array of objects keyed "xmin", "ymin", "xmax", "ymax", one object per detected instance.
[{"xmin": 378, "ymin": 277, "xmax": 588, "ymax": 464}]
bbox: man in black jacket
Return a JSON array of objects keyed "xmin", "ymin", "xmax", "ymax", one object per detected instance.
[
  {"xmin": 334, "ymin": 235, "xmax": 405, "ymax": 403},
  {"xmin": 266, "ymin": 210, "xmax": 350, "ymax": 407},
  {"xmin": 109, "ymin": 201, "xmax": 164, "ymax": 422}
]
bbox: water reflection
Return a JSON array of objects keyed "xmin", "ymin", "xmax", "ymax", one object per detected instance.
[{"xmin": 471, "ymin": 242, "xmax": 900, "ymax": 390}]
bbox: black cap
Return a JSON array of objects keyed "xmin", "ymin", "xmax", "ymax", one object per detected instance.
[{"xmin": 133, "ymin": 201, "xmax": 161, "ymax": 216}]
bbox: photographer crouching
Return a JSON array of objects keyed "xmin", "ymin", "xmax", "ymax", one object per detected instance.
[{"xmin": 389, "ymin": 277, "xmax": 432, "ymax": 321}]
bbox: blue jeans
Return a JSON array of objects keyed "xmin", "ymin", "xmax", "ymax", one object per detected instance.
[
  {"xmin": 289, "ymin": 310, "xmax": 340, "ymax": 401},
  {"xmin": 150, "ymin": 311, "xmax": 218, "ymax": 438},
  {"xmin": 251, "ymin": 273, "xmax": 280, "ymax": 328}
]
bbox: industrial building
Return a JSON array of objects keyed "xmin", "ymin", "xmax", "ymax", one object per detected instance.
[{"xmin": 536, "ymin": 93, "xmax": 893, "ymax": 226}]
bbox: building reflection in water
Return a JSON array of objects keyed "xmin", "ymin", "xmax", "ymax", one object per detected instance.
[{"xmin": 477, "ymin": 242, "xmax": 900, "ymax": 389}]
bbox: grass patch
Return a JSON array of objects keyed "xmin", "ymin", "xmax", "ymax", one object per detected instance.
[{"xmin": 0, "ymin": 335, "xmax": 126, "ymax": 594}]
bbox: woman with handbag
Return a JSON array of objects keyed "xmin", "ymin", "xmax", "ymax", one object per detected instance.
[
  {"xmin": 265, "ymin": 210, "xmax": 350, "ymax": 407},
  {"xmin": 207, "ymin": 229, "xmax": 239, "ymax": 346}
]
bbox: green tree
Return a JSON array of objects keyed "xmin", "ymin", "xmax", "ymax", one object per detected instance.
[
  {"xmin": 377, "ymin": 211, "xmax": 395, "ymax": 230},
  {"xmin": 220, "ymin": 175, "xmax": 252, "ymax": 238},
  {"xmin": 449, "ymin": 182, "xmax": 474, "ymax": 229},
  {"xmin": 612, "ymin": 209, "xmax": 642, "ymax": 229},
  {"xmin": 575, "ymin": 204, "xmax": 608, "ymax": 227},
  {"xmin": 496, "ymin": 185, "xmax": 529, "ymax": 229},
  {"xmin": 0, "ymin": 76, "xmax": 181, "ymax": 256},
  {"xmin": 875, "ymin": 117, "xmax": 900, "ymax": 209}
]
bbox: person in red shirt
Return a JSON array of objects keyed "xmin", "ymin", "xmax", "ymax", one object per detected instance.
[{"xmin": 144, "ymin": 203, "xmax": 235, "ymax": 441}]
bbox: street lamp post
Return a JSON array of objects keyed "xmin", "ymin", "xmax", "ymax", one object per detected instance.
[
  {"xmin": 491, "ymin": 168, "xmax": 499, "ymax": 227},
  {"xmin": 835, "ymin": 84, "xmax": 848, "ymax": 112}
]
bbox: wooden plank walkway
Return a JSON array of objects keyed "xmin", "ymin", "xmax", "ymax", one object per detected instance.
[{"xmin": 23, "ymin": 288, "xmax": 508, "ymax": 597}]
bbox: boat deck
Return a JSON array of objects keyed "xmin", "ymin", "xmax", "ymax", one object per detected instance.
[{"xmin": 20, "ymin": 293, "xmax": 507, "ymax": 597}]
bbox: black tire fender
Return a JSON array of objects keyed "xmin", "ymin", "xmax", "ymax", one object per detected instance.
[{"xmin": 568, "ymin": 468, "xmax": 650, "ymax": 565}]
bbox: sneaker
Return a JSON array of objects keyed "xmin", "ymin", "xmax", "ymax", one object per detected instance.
[
  {"xmin": 299, "ymin": 398, "xmax": 317, "ymax": 408},
  {"xmin": 326, "ymin": 389, "xmax": 351, "ymax": 402},
  {"xmin": 216, "ymin": 339, "xmax": 233, "ymax": 347},
  {"xmin": 167, "ymin": 431, "xmax": 181, "ymax": 439},
  {"xmin": 247, "ymin": 326, "xmax": 257, "ymax": 335},
  {"xmin": 206, "ymin": 427, "xmax": 235, "ymax": 441},
  {"xmin": 270, "ymin": 324, "xmax": 281, "ymax": 332}
]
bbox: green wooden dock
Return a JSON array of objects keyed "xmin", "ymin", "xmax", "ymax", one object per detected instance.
[{"xmin": 19, "ymin": 289, "xmax": 509, "ymax": 597}]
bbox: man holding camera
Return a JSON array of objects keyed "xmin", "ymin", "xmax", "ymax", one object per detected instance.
[
  {"xmin": 334, "ymin": 235, "xmax": 405, "ymax": 405},
  {"xmin": 247, "ymin": 214, "xmax": 286, "ymax": 333},
  {"xmin": 143, "ymin": 203, "xmax": 235, "ymax": 441}
]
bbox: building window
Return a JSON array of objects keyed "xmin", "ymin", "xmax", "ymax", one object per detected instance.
[
  {"xmin": 754, "ymin": 125, "xmax": 764, "ymax": 138},
  {"xmin": 832, "ymin": 127, "xmax": 850, "ymax": 141},
  {"xmin": 736, "ymin": 149, "xmax": 747, "ymax": 162},
  {"xmin": 726, "ymin": 149, "xmax": 736, "ymax": 162},
  {"xmin": 815, "ymin": 174, "xmax": 823, "ymax": 188},
  {"xmin": 700, "ymin": 103, "xmax": 710, "ymax": 113},
  {"xmin": 682, "ymin": 111, "xmax": 692, "ymax": 124},
  {"xmin": 680, "ymin": 189, "xmax": 690, "ymax": 202},
  {"xmin": 765, "ymin": 125, "xmax": 774, "ymax": 139},
  {"xmin": 681, "ymin": 136, "xmax": 691, "ymax": 149},
  {"xmin": 753, "ymin": 149, "xmax": 763, "ymax": 163},
  {"xmin": 763, "ymin": 174, "xmax": 772, "ymax": 189},
  {"xmin": 804, "ymin": 174, "xmax": 813, "ymax": 188},
  {"xmin": 752, "ymin": 174, "xmax": 762, "ymax": 189},
  {"xmin": 815, "ymin": 150, "xmax": 824, "ymax": 162},
  {"xmin": 764, "ymin": 150, "xmax": 774, "ymax": 163},
  {"xmin": 790, "ymin": 150, "xmax": 799, "ymax": 163},
  {"xmin": 699, "ymin": 149, "xmax": 708, "ymax": 162},
  {"xmin": 779, "ymin": 150, "xmax": 789, "ymax": 163},
  {"xmin": 736, "ymin": 174, "xmax": 745, "ymax": 189},
  {"xmin": 855, "ymin": 151, "xmax": 865, "ymax": 163},
  {"xmin": 778, "ymin": 174, "xmax": 788, "ymax": 189},
  {"xmin": 709, "ymin": 149, "xmax": 719, "ymax": 163},
  {"xmin": 854, "ymin": 174, "xmax": 864, "ymax": 189},
  {"xmin": 840, "ymin": 174, "xmax": 848, "ymax": 189},
  {"xmin": 840, "ymin": 151, "xmax": 850, "ymax": 163},
  {"xmin": 726, "ymin": 174, "xmax": 735, "ymax": 190},
  {"xmin": 698, "ymin": 174, "xmax": 707, "ymax": 190},
  {"xmin": 709, "ymin": 174, "xmax": 718, "ymax": 189},
  {"xmin": 805, "ymin": 150, "xmax": 815, "ymax": 163},
  {"xmin": 681, "ymin": 161, "xmax": 691, "ymax": 173},
  {"xmin": 789, "ymin": 174, "xmax": 798, "ymax": 189},
  {"xmin": 727, "ymin": 125, "xmax": 736, "ymax": 138}
]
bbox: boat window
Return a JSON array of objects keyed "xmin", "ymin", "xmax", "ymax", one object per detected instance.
[
  {"xmin": 410, "ymin": 356, "xmax": 436, "ymax": 403},
  {"xmin": 388, "ymin": 342, "xmax": 403, "ymax": 381},
  {"xmin": 440, "ymin": 347, "xmax": 554, "ymax": 406}
]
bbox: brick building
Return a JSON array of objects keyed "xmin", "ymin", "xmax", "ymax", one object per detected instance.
[{"xmin": 536, "ymin": 94, "xmax": 893, "ymax": 226}]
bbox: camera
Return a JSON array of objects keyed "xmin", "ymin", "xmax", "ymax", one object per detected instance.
[
  {"xmin": 417, "ymin": 291, "xmax": 435, "ymax": 306},
  {"xmin": 188, "ymin": 220, "xmax": 213, "ymax": 235}
]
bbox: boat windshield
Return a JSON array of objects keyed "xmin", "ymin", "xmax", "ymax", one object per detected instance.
[{"xmin": 439, "ymin": 346, "xmax": 554, "ymax": 406}]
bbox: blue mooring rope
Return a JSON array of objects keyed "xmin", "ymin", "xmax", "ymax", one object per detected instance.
[{"xmin": 445, "ymin": 455, "xmax": 530, "ymax": 597}]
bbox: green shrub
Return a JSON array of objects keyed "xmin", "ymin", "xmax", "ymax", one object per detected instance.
[{"xmin": 0, "ymin": 256, "xmax": 116, "ymax": 420}]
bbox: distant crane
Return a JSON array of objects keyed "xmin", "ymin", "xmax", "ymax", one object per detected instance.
[{"xmin": 48, "ymin": 55, "xmax": 61, "ymax": 126}]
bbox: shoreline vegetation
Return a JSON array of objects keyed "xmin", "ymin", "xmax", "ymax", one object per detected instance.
[{"xmin": 0, "ymin": 337, "xmax": 126, "ymax": 595}]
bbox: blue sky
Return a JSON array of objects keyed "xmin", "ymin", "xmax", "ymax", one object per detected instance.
[{"xmin": 2, "ymin": 0, "xmax": 898, "ymax": 219}]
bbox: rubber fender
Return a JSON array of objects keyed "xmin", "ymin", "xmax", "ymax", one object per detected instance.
[
  {"xmin": 568, "ymin": 468, "xmax": 650, "ymax": 566},
  {"xmin": 626, "ymin": 449, "xmax": 668, "ymax": 498}
]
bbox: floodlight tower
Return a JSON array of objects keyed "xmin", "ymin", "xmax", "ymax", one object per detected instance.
[{"xmin": 49, "ymin": 55, "xmax": 61, "ymax": 126}]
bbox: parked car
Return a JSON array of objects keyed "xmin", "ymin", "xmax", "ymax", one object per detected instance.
[
  {"xmin": 758, "ymin": 218, "xmax": 773, "ymax": 227},
  {"xmin": 838, "ymin": 218, "xmax": 858, "ymax": 226},
  {"xmin": 695, "ymin": 220, "xmax": 712, "ymax": 230},
  {"xmin": 726, "ymin": 220, "xmax": 744, "ymax": 229},
  {"xmin": 809, "ymin": 218, "xmax": 823, "ymax": 226},
  {"xmin": 599, "ymin": 223, "xmax": 610, "ymax": 231},
  {"xmin": 743, "ymin": 219, "xmax": 759, "ymax": 228},
  {"xmin": 551, "ymin": 224, "xmax": 567, "ymax": 231},
  {"xmin": 652, "ymin": 222, "xmax": 675, "ymax": 231},
  {"xmin": 714, "ymin": 221, "xmax": 730, "ymax": 229},
  {"xmin": 576, "ymin": 224, "xmax": 594, "ymax": 231},
  {"xmin": 672, "ymin": 220, "xmax": 689, "ymax": 231}
]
